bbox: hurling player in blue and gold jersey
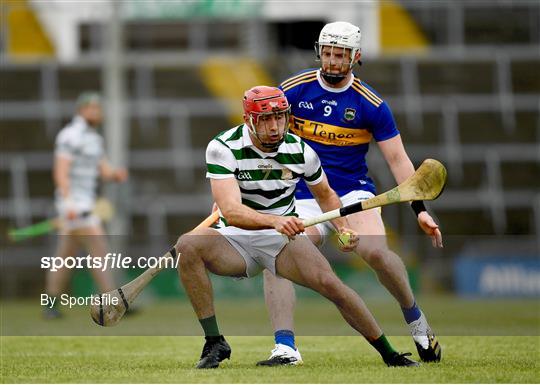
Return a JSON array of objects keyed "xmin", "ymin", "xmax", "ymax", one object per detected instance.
[{"xmin": 257, "ymin": 21, "xmax": 443, "ymax": 367}]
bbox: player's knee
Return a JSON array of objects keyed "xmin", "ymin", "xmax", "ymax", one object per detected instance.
[
  {"xmin": 175, "ymin": 233, "xmax": 200, "ymax": 269},
  {"xmin": 175, "ymin": 234, "xmax": 186, "ymax": 255},
  {"xmin": 364, "ymin": 248, "xmax": 390, "ymax": 271}
]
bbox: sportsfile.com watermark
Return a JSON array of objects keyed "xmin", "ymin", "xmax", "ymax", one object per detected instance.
[{"xmin": 41, "ymin": 253, "xmax": 179, "ymax": 272}]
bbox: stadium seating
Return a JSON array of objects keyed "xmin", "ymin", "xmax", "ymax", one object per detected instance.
[{"xmin": 1, "ymin": 3, "xmax": 538, "ymax": 299}]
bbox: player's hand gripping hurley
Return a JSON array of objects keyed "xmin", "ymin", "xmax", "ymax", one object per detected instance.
[
  {"xmin": 91, "ymin": 159, "xmax": 446, "ymax": 327},
  {"xmin": 303, "ymin": 159, "xmax": 447, "ymax": 227}
]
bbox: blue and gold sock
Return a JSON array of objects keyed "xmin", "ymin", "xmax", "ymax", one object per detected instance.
[
  {"xmin": 275, "ymin": 329, "xmax": 295, "ymax": 350},
  {"xmin": 402, "ymin": 301, "xmax": 422, "ymax": 324}
]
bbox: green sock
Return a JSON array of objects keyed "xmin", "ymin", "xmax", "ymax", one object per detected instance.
[
  {"xmin": 369, "ymin": 334, "xmax": 397, "ymax": 361},
  {"xmin": 199, "ymin": 315, "xmax": 220, "ymax": 337}
]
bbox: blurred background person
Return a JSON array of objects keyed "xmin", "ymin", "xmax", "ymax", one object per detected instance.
[{"xmin": 44, "ymin": 92, "xmax": 128, "ymax": 319}]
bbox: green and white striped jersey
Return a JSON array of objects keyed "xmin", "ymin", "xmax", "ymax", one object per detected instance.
[{"xmin": 206, "ymin": 124, "xmax": 324, "ymax": 217}]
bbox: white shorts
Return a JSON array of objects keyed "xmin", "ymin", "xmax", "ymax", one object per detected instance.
[
  {"xmin": 296, "ymin": 190, "xmax": 375, "ymax": 244},
  {"xmin": 56, "ymin": 199, "xmax": 100, "ymax": 233},
  {"xmin": 60, "ymin": 213, "xmax": 101, "ymax": 233},
  {"xmin": 215, "ymin": 226, "xmax": 289, "ymax": 278}
]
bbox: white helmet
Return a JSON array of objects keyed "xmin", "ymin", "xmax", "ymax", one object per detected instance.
[{"xmin": 315, "ymin": 21, "xmax": 362, "ymax": 69}]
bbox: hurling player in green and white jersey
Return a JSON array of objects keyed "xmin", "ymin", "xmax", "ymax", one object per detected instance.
[{"xmin": 173, "ymin": 86, "xmax": 419, "ymax": 369}]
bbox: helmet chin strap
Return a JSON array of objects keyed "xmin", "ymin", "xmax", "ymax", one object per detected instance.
[
  {"xmin": 318, "ymin": 44, "xmax": 359, "ymax": 86},
  {"xmin": 253, "ymin": 132, "xmax": 284, "ymax": 151},
  {"xmin": 321, "ymin": 71, "xmax": 347, "ymax": 85},
  {"xmin": 260, "ymin": 139, "xmax": 282, "ymax": 150}
]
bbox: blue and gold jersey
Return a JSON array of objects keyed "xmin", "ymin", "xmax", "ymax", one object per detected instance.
[{"xmin": 279, "ymin": 68, "xmax": 399, "ymax": 199}]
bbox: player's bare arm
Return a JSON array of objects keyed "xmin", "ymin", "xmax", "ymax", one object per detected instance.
[
  {"xmin": 378, "ymin": 135, "xmax": 443, "ymax": 248},
  {"xmin": 307, "ymin": 174, "xmax": 359, "ymax": 251},
  {"xmin": 99, "ymin": 158, "xmax": 128, "ymax": 182},
  {"xmin": 210, "ymin": 177, "xmax": 304, "ymax": 237}
]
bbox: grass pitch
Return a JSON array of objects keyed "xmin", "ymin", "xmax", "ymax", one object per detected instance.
[
  {"xmin": 1, "ymin": 296, "xmax": 539, "ymax": 383},
  {"xmin": 2, "ymin": 336, "xmax": 538, "ymax": 383}
]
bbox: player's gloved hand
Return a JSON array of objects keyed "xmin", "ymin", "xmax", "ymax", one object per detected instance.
[
  {"xmin": 114, "ymin": 168, "xmax": 129, "ymax": 183},
  {"xmin": 337, "ymin": 228, "xmax": 359, "ymax": 252},
  {"xmin": 417, "ymin": 211, "xmax": 443, "ymax": 248},
  {"xmin": 272, "ymin": 216, "xmax": 305, "ymax": 239}
]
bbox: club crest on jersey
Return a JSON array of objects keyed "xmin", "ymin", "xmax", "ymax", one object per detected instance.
[
  {"xmin": 344, "ymin": 108, "xmax": 356, "ymax": 121},
  {"xmin": 281, "ymin": 168, "xmax": 293, "ymax": 180}
]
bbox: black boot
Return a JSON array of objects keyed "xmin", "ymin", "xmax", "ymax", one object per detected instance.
[
  {"xmin": 196, "ymin": 335, "xmax": 231, "ymax": 369},
  {"xmin": 415, "ymin": 333, "xmax": 442, "ymax": 362},
  {"xmin": 384, "ymin": 352, "xmax": 420, "ymax": 367}
]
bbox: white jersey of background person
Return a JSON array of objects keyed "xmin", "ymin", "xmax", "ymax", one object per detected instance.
[{"xmin": 54, "ymin": 115, "xmax": 104, "ymax": 214}]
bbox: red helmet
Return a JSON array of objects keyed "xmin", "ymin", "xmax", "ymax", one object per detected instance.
[{"xmin": 243, "ymin": 86, "xmax": 290, "ymax": 124}]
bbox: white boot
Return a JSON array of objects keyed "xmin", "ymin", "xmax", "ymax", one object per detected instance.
[
  {"xmin": 256, "ymin": 343, "xmax": 303, "ymax": 366},
  {"xmin": 408, "ymin": 311, "xmax": 442, "ymax": 362}
]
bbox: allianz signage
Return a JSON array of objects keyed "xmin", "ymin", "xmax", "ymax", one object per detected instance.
[{"xmin": 454, "ymin": 257, "xmax": 540, "ymax": 297}]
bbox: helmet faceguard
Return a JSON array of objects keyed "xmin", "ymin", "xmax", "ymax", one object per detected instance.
[
  {"xmin": 243, "ymin": 86, "xmax": 291, "ymax": 151},
  {"xmin": 314, "ymin": 21, "xmax": 362, "ymax": 85}
]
